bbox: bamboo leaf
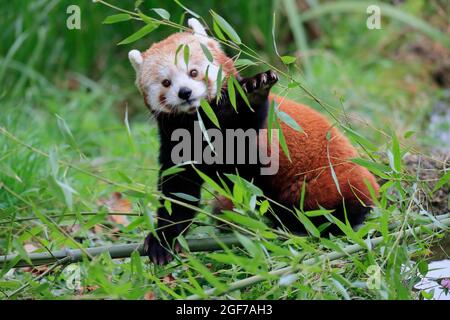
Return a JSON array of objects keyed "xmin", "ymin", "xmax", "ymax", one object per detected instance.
[
  {"xmin": 161, "ymin": 165, "xmax": 186, "ymax": 178},
  {"xmin": 227, "ymin": 76, "xmax": 237, "ymax": 112},
  {"xmin": 234, "ymin": 232, "xmax": 263, "ymax": 258},
  {"xmin": 188, "ymin": 256, "xmax": 227, "ymax": 292},
  {"xmin": 204, "ymin": 65, "xmax": 210, "ymax": 86},
  {"xmin": 212, "ymin": 20, "xmax": 227, "ymax": 42},
  {"xmin": 164, "ymin": 199, "xmax": 172, "ymax": 215},
  {"xmin": 276, "ymin": 120, "xmax": 291, "ymax": 162},
  {"xmin": 330, "ymin": 215, "xmax": 367, "ymax": 248},
  {"xmin": 267, "ymin": 100, "xmax": 276, "ymax": 143},
  {"xmin": 103, "ymin": 14, "xmax": 132, "ymax": 24},
  {"xmin": 131, "ymin": 250, "xmax": 143, "ymax": 277},
  {"xmin": 281, "ymin": 55, "xmax": 297, "ymax": 65},
  {"xmin": 196, "ymin": 111, "xmax": 215, "ymax": 154},
  {"xmin": 433, "ymin": 170, "xmax": 450, "ymax": 192},
  {"xmin": 342, "ymin": 125, "xmax": 377, "ymax": 151},
  {"xmin": 171, "ymin": 192, "xmax": 199, "ymax": 202},
  {"xmin": 174, "ymin": 44, "xmax": 184, "ymax": 66},
  {"xmin": 259, "ymin": 200, "xmax": 270, "ymax": 215},
  {"xmin": 138, "ymin": 11, "xmax": 156, "ymax": 25},
  {"xmin": 134, "ymin": 0, "xmax": 143, "ymax": 9},
  {"xmin": 391, "ymin": 132, "xmax": 402, "ymax": 173},
  {"xmin": 210, "ymin": 10, "xmax": 241, "ymax": 44},
  {"xmin": 294, "ymin": 209, "xmax": 320, "ymax": 237},
  {"xmin": 183, "ymin": 44, "xmax": 190, "ymax": 67},
  {"xmin": 351, "ymin": 158, "xmax": 390, "ymax": 178},
  {"xmin": 404, "ymin": 130, "xmax": 415, "ymax": 139},
  {"xmin": 215, "ymin": 65, "xmax": 223, "ymax": 104},
  {"xmin": 12, "ymin": 240, "xmax": 32, "ymax": 265},
  {"xmin": 277, "ymin": 110, "xmax": 302, "ymax": 132},
  {"xmin": 271, "ymin": 12, "xmax": 281, "ymax": 57},
  {"xmin": 304, "ymin": 209, "xmax": 334, "ymax": 217},
  {"xmin": 231, "ymin": 76, "xmax": 252, "ymax": 110},
  {"xmin": 200, "ymin": 43, "xmax": 214, "ymax": 62},
  {"xmin": 234, "ymin": 59, "xmax": 257, "ymax": 67},
  {"xmin": 299, "ymin": 178, "xmax": 306, "ymax": 211},
  {"xmin": 118, "ymin": 23, "xmax": 158, "ymax": 45},
  {"xmin": 193, "ymin": 167, "xmax": 228, "ymax": 196},
  {"xmin": 329, "ymin": 162, "xmax": 341, "ymax": 196},
  {"xmin": 225, "ymin": 173, "xmax": 263, "ymax": 196},
  {"xmin": 152, "ymin": 8, "xmax": 170, "ymax": 20},
  {"xmin": 174, "ymin": 0, "xmax": 200, "ymax": 18},
  {"xmin": 0, "ymin": 164, "xmax": 22, "ymax": 182},
  {"xmin": 200, "ymin": 99, "xmax": 220, "ymax": 129},
  {"xmin": 223, "ymin": 211, "xmax": 267, "ymax": 231}
]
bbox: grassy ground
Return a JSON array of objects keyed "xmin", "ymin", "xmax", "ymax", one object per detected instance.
[{"xmin": 0, "ymin": 0, "xmax": 449, "ymax": 299}]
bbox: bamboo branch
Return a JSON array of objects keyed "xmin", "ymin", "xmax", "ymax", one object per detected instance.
[
  {"xmin": 0, "ymin": 235, "xmax": 242, "ymax": 268},
  {"xmin": 186, "ymin": 217, "xmax": 450, "ymax": 300},
  {"xmin": 2, "ymin": 214, "xmax": 449, "ymax": 269}
]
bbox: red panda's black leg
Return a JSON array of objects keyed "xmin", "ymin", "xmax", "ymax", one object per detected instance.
[{"xmin": 144, "ymin": 165, "xmax": 202, "ymax": 265}]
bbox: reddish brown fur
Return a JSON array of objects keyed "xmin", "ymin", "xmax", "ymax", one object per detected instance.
[
  {"xmin": 268, "ymin": 94, "xmax": 379, "ymax": 210},
  {"xmin": 212, "ymin": 94, "xmax": 379, "ymax": 218}
]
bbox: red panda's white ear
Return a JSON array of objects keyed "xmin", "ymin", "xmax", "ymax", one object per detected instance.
[
  {"xmin": 188, "ymin": 18, "xmax": 208, "ymax": 42},
  {"xmin": 128, "ymin": 49, "xmax": 143, "ymax": 73}
]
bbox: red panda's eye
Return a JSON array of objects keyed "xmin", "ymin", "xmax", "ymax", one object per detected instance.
[
  {"xmin": 189, "ymin": 69, "xmax": 198, "ymax": 78},
  {"xmin": 162, "ymin": 79, "xmax": 171, "ymax": 87}
]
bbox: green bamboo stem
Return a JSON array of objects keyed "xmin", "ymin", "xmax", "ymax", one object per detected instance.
[
  {"xmin": 0, "ymin": 235, "xmax": 242, "ymax": 268},
  {"xmin": 186, "ymin": 217, "xmax": 450, "ymax": 300},
  {"xmin": 2, "ymin": 214, "xmax": 449, "ymax": 269}
]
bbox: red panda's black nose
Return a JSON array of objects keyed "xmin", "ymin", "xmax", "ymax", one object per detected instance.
[{"xmin": 178, "ymin": 87, "xmax": 192, "ymax": 100}]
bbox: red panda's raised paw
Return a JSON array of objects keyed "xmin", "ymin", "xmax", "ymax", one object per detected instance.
[{"xmin": 242, "ymin": 70, "xmax": 278, "ymax": 94}]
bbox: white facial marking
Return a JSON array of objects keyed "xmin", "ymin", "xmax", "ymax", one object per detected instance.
[
  {"xmin": 129, "ymin": 20, "xmax": 228, "ymax": 114},
  {"xmin": 162, "ymin": 65, "xmax": 207, "ymax": 113}
]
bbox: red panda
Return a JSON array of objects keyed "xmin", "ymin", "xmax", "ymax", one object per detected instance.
[{"xmin": 129, "ymin": 18, "xmax": 380, "ymax": 265}]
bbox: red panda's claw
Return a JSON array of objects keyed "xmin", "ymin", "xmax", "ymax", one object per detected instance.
[
  {"xmin": 240, "ymin": 70, "xmax": 278, "ymax": 102},
  {"xmin": 255, "ymin": 70, "xmax": 278, "ymax": 90},
  {"xmin": 241, "ymin": 78, "xmax": 257, "ymax": 94},
  {"xmin": 260, "ymin": 72, "xmax": 267, "ymax": 84},
  {"xmin": 267, "ymin": 70, "xmax": 278, "ymax": 84}
]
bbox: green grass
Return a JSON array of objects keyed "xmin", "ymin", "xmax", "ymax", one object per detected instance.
[{"xmin": 0, "ymin": 0, "xmax": 449, "ymax": 299}]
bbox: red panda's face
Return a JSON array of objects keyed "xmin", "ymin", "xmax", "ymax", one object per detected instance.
[
  {"xmin": 129, "ymin": 19, "xmax": 236, "ymax": 114},
  {"xmin": 141, "ymin": 36, "xmax": 222, "ymax": 114}
]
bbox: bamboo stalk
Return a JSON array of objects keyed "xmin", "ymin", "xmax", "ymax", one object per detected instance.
[
  {"xmin": 186, "ymin": 217, "xmax": 450, "ymax": 300},
  {"xmin": 2, "ymin": 214, "xmax": 449, "ymax": 269},
  {"xmin": 0, "ymin": 235, "xmax": 242, "ymax": 268}
]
